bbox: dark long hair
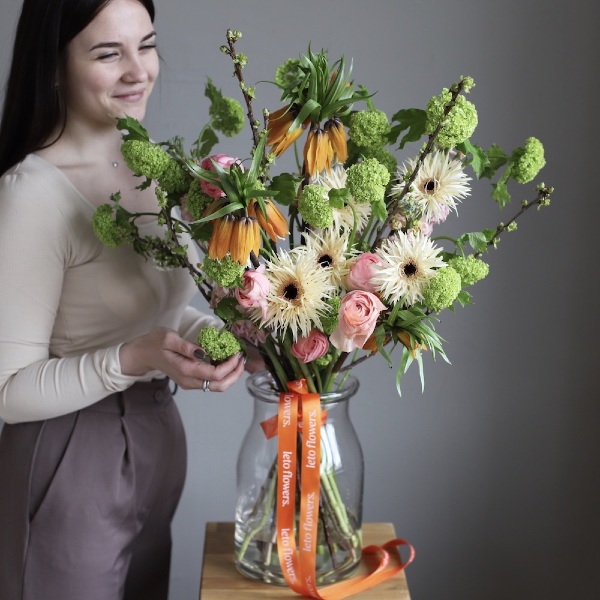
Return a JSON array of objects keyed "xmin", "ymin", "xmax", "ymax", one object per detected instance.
[{"xmin": 0, "ymin": 0, "xmax": 156, "ymax": 176}]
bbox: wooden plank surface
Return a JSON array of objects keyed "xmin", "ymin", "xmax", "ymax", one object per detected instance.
[{"xmin": 199, "ymin": 521, "xmax": 412, "ymax": 599}]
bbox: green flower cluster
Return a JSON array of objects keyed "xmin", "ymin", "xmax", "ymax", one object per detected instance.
[
  {"xmin": 346, "ymin": 158, "xmax": 390, "ymax": 204},
  {"xmin": 202, "ymin": 255, "xmax": 244, "ymax": 288},
  {"xmin": 185, "ymin": 179, "xmax": 213, "ymax": 220},
  {"xmin": 92, "ymin": 204, "xmax": 135, "ymax": 248},
  {"xmin": 209, "ymin": 96, "xmax": 245, "ymax": 137},
  {"xmin": 320, "ymin": 296, "xmax": 341, "ymax": 335},
  {"xmin": 511, "ymin": 137, "xmax": 546, "ymax": 184},
  {"xmin": 425, "ymin": 90, "xmax": 478, "ymax": 148},
  {"xmin": 348, "ymin": 110, "xmax": 391, "ymax": 149},
  {"xmin": 158, "ymin": 160, "xmax": 189, "ymax": 195},
  {"xmin": 422, "ymin": 266, "xmax": 461, "ymax": 311},
  {"xmin": 121, "ymin": 139, "xmax": 171, "ymax": 179},
  {"xmin": 298, "ymin": 184, "xmax": 334, "ymax": 228},
  {"xmin": 448, "ymin": 255, "xmax": 489, "ymax": 286},
  {"xmin": 358, "ymin": 146, "xmax": 398, "ymax": 178},
  {"xmin": 274, "ymin": 58, "xmax": 301, "ymax": 90},
  {"xmin": 197, "ymin": 326, "xmax": 242, "ymax": 362}
]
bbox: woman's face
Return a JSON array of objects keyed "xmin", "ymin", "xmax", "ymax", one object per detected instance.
[{"xmin": 61, "ymin": 0, "xmax": 159, "ymax": 128}]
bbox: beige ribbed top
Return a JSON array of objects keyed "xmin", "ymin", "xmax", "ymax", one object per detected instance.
[{"xmin": 0, "ymin": 154, "xmax": 216, "ymax": 423}]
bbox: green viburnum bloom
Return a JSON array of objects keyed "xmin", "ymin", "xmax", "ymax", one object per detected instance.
[
  {"xmin": 298, "ymin": 184, "xmax": 334, "ymax": 229},
  {"xmin": 92, "ymin": 204, "xmax": 135, "ymax": 247},
  {"xmin": 511, "ymin": 137, "xmax": 546, "ymax": 184},
  {"xmin": 158, "ymin": 159, "xmax": 189, "ymax": 195},
  {"xmin": 197, "ymin": 326, "xmax": 242, "ymax": 362},
  {"xmin": 359, "ymin": 145, "xmax": 398, "ymax": 178},
  {"xmin": 185, "ymin": 180, "xmax": 213, "ymax": 220},
  {"xmin": 348, "ymin": 109, "xmax": 391, "ymax": 149},
  {"xmin": 121, "ymin": 139, "xmax": 171, "ymax": 179},
  {"xmin": 201, "ymin": 255, "xmax": 244, "ymax": 288},
  {"xmin": 425, "ymin": 90, "xmax": 478, "ymax": 148},
  {"xmin": 448, "ymin": 255, "xmax": 489, "ymax": 286},
  {"xmin": 320, "ymin": 296, "xmax": 341, "ymax": 335},
  {"xmin": 422, "ymin": 266, "xmax": 462, "ymax": 311},
  {"xmin": 274, "ymin": 58, "xmax": 302, "ymax": 90},
  {"xmin": 209, "ymin": 96, "xmax": 245, "ymax": 137},
  {"xmin": 346, "ymin": 158, "xmax": 390, "ymax": 205},
  {"xmin": 314, "ymin": 353, "xmax": 333, "ymax": 367}
]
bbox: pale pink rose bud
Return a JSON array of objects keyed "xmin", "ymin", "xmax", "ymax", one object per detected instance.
[
  {"xmin": 235, "ymin": 264, "xmax": 270, "ymax": 320},
  {"xmin": 231, "ymin": 320, "xmax": 268, "ymax": 346},
  {"xmin": 330, "ymin": 290, "xmax": 386, "ymax": 352},
  {"xmin": 346, "ymin": 253, "xmax": 383, "ymax": 293},
  {"xmin": 291, "ymin": 330, "xmax": 329, "ymax": 363},
  {"xmin": 200, "ymin": 154, "xmax": 243, "ymax": 199}
]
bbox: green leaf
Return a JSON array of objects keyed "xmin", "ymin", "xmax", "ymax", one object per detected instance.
[
  {"xmin": 457, "ymin": 231, "xmax": 489, "ymax": 253},
  {"xmin": 492, "ymin": 165, "xmax": 513, "ymax": 209},
  {"xmin": 371, "ymin": 199, "xmax": 387, "ymax": 222},
  {"xmin": 480, "ymin": 144, "xmax": 509, "ymax": 179},
  {"xmin": 456, "ymin": 140, "xmax": 489, "ymax": 178},
  {"xmin": 455, "ymin": 290, "xmax": 472, "ymax": 307},
  {"xmin": 115, "ymin": 116, "xmax": 150, "ymax": 142},
  {"xmin": 389, "ymin": 108, "xmax": 427, "ymax": 149},
  {"xmin": 196, "ymin": 201, "xmax": 244, "ymax": 223},
  {"xmin": 204, "ymin": 77, "xmax": 224, "ymax": 106},
  {"xmin": 189, "ymin": 221, "xmax": 213, "ymax": 243},
  {"xmin": 374, "ymin": 325, "xmax": 393, "ymax": 367},
  {"xmin": 328, "ymin": 188, "xmax": 349, "ymax": 210},
  {"xmin": 194, "ymin": 126, "xmax": 219, "ymax": 158},
  {"xmin": 269, "ymin": 174, "xmax": 301, "ymax": 206},
  {"xmin": 214, "ymin": 297, "xmax": 244, "ymax": 323}
]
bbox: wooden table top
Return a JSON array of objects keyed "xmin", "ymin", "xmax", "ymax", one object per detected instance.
[{"xmin": 199, "ymin": 521, "xmax": 412, "ymax": 599}]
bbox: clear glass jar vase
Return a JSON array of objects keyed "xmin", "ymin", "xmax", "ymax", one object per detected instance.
[{"xmin": 235, "ymin": 371, "xmax": 364, "ymax": 585}]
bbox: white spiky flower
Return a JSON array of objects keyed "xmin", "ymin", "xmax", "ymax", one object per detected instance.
[
  {"xmin": 372, "ymin": 232, "xmax": 445, "ymax": 306},
  {"xmin": 300, "ymin": 228, "xmax": 355, "ymax": 289},
  {"xmin": 392, "ymin": 150, "xmax": 471, "ymax": 224},
  {"xmin": 257, "ymin": 247, "xmax": 335, "ymax": 340},
  {"xmin": 311, "ymin": 163, "xmax": 372, "ymax": 232}
]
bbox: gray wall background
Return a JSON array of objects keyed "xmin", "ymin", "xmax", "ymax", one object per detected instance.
[{"xmin": 1, "ymin": 1, "xmax": 599, "ymax": 598}]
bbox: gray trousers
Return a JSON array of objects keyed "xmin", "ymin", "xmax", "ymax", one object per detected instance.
[{"xmin": 0, "ymin": 378, "xmax": 187, "ymax": 600}]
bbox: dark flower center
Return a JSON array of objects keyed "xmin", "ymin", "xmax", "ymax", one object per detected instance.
[
  {"xmin": 403, "ymin": 262, "xmax": 418, "ymax": 277},
  {"xmin": 283, "ymin": 283, "xmax": 299, "ymax": 300},
  {"xmin": 423, "ymin": 179, "xmax": 438, "ymax": 194},
  {"xmin": 318, "ymin": 253, "xmax": 333, "ymax": 268}
]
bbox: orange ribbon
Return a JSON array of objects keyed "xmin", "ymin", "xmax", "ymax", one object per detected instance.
[{"xmin": 275, "ymin": 379, "xmax": 415, "ymax": 599}]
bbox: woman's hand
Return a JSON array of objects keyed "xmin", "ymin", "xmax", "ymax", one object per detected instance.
[{"xmin": 119, "ymin": 327, "xmax": 245, "ymax": 392}]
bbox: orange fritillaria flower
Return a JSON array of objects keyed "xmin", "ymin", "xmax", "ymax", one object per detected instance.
[
  {"xmin": 229, "ymin": 217, "xmax": 261, "ymax": 264},
  {"xmin": 248, "ymin": 199, "xmax": 289, "ymax": 242},
  {"xmin": 207, "ymin": 215, "xmax": 235, "ymax": 260},
  {"xmin": 303, "ymin": 126, "xmax": 333, "ymax": 177},
  {"xmin": 324, "ymin": 118, "xmax": 348, "ymax": 164},
  {"xmin": 267, "ymin": 105, "xmax": 309, "ymax": 157}
]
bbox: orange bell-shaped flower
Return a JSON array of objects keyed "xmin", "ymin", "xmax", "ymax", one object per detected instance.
[
  {"xmin": 248, "ymin": 199, "xmax": 289, "ymax": 242},
  {"xmin": 303, "ymin": 126, "xmax": 333, "ymax": 177},
  {"xmin": 207, "ymin": 215, "xmax": 235, "ymax": 260},
  {"xmin": 229, "ymin": 216, "xmax": 261, "ymax": 264}
]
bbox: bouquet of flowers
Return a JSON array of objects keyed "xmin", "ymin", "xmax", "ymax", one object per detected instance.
[{"xmin": 93, "ymin": 29, "xmax": 551, "ymax": 588}]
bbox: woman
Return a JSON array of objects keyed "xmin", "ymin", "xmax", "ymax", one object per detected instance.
[{"xmin": 0, "ymin": 0, "xmax": 248, "ymax": 598}]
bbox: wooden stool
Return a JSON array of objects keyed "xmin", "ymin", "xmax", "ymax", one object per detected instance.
[{"xmin": 200, "ymin": 521, "xmax": 412, "ymax": 599}]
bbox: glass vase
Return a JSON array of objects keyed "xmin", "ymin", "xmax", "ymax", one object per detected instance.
[{"xmin": 235, "ymin": 371, "xmax": 364, "ymax": 585}]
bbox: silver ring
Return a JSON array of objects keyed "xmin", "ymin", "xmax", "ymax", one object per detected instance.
[{"xmin": 202, "ymin": 379, "xmax": 210, "ymax": 392}]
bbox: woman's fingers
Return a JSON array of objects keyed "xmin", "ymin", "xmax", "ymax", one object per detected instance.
[{"xmin": 206, "ymin": 354, "xmax": 246, "ymax": 392}]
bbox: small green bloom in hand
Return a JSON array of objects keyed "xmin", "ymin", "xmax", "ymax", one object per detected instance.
[
  {"xmin": 298, "ymin": 184, "xmax": 334, "ymax": 228},
  {"xmin": 92, "ymin": 204, "xmax": 135, "ymax": 247},
  {"xmin": 348, "ymin": 109, "xmax": 391, "ymax": 149},
  {"xmin": 511, "ymin": 137, "xmax": 546, "ymax": 184},
  {"xmin": 448, "ymin": 255, "xmax": 489, "ymax": 286},
  {"xmin": 422, "ymin": 266, "xmax": 462, "ymax": 311},
  {"xmin": 121, "ymin": 139, "xmax": 171, "ymax": 179},
  {"xmin": 426, "ymin": 89, "xmax": 478, "ymax": 148},
  {"xmin": 346, "ymin": 158, "xmax": 390, "ymax": 205},
  {"xmin": 210, "ymin": 96, "xmax": 245, "ymax": 137},
  {"xmin": 197, "ymin": 326, "xmax": 242, "ymax": 362}
]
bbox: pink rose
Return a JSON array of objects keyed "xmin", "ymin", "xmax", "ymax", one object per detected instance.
[
  {"xmin": 235, "ymin": 265, "xmax": 270, "ymax": 320},
  {"xmin": 291, "ymin": 330, "xmax": 329, "ymax": 363},
  {"xmin": 330, "ymin": 290, "xmax": 386, "ymax": 352},
  {"xmin": 346, "ymin": 253, "xmax": 383, "ymax": 293},
  {"xmin": 200, "ymin": 154, "xmax": 242, "ymax": 199}
]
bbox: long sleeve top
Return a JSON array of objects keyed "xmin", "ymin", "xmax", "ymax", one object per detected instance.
[{"xmin": 0, "ymin": 154, "xmax": 216, "ymax": 424}]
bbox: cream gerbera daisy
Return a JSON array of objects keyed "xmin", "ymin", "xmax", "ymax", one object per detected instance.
[
  {"xmin": 257, "ymin": 248, "xmax": 335, "ymax": 340},
  {"xmin": 372, "ymin": 232, "xmax": 445, "ymax": 306},
  {"xmin": 300, "ymin": 229, "xmax": 355, "ymax": 289},
  {"xmin": 392, "ymin": 150, "xmax": 470, "ymax": 224},
  {"xmin": 311, "ymin": 163, "xmax": 372, "ymax": 232}
]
